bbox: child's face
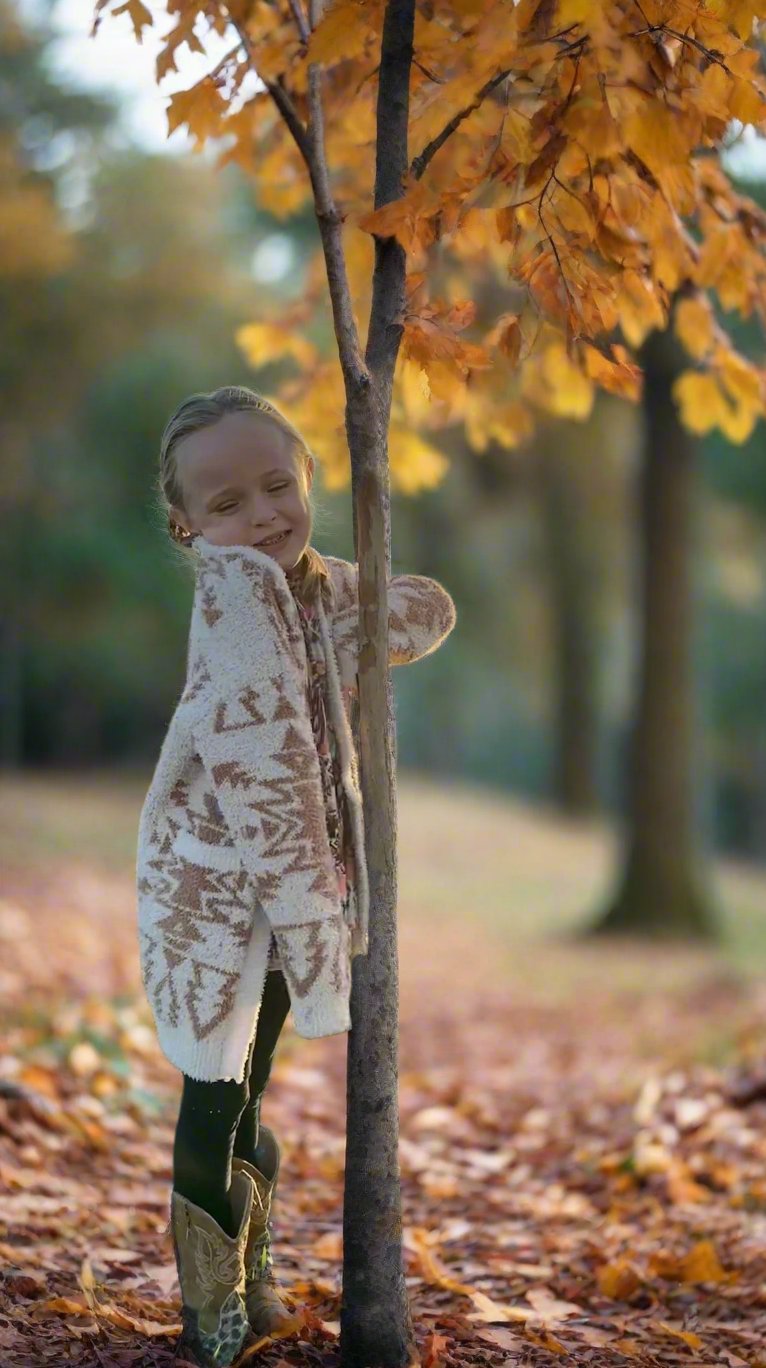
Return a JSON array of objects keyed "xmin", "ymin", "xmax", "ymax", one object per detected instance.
[{"xmin": 170, "ymin": 410, "xmax": 314, "ymax": 569}]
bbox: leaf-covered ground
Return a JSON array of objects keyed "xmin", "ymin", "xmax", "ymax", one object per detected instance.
[{"xmin": 1, "ymin": 772, "xmax": 765, "ymax": 1367}]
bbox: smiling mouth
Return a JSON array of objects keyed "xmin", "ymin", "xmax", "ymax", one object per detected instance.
[{"xmin": 255, "ymin": 530, "xmax": 290, "ymax": 548}]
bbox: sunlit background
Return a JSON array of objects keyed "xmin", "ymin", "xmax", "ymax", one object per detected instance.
[{"xmin": 4, "ymin": 0, "xmax": 766, "ymax": 964}]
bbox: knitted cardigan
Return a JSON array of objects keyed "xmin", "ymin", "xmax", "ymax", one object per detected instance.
[{"xmin": 136, "ymin": 536, "xmax": 456, "ymax": 1082}]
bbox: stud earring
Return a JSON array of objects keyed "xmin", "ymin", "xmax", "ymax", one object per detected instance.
[{"xmin": 168, "ymin": 516, "xmax": 197, "ymax": 545}]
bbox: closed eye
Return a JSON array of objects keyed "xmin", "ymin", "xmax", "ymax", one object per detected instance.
[{"xmin": 216, "ymin": 484, "xmax": 289, "ymax": 512}]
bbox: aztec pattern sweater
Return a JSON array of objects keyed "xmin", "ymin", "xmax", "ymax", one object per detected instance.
[{"xmin": 136, "ymin": 536, "xmax": 456, "ymax": 1082}]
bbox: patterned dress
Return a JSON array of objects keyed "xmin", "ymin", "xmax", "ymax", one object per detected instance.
[{"xmin": 266, "ymin": 577, "xmax": 356, "ymax": 971}]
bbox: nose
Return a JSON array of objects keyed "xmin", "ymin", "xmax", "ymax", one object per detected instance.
[{"xmin": 250, "ymin": 499, "xmax": 278, "ymax": 528}]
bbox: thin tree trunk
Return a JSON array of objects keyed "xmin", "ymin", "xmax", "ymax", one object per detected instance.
[
  {"xmin": 340, "ymin": 2, "xmax": 417, "ymax": 1365},
  {"xmin": 0, "ymin": 440, "xmax": 26, "ymax": 769},
  {"xmin": 592, "ymin": 324, "xmax": 718, "ymax": 938},
  {"xmin": 0, "ymin": 608, "xmax": 23, "ymax": 769},
  {"xmin": 537, "ymin": 435, "xmax": 599, "ymax": 815}
]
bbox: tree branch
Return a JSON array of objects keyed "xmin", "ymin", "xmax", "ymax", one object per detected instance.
[
  {"xmin": 222, "ymin": 2, "xmax": 368, "ymax": 389},
  {"xmin": 365, "ymin": 0, "xmax": 417, "ymax": 381},
  {"xmin": 226, "ymin": 14, "xmax": 314, "ymax": 163},
  {"xmin": 286, "ymin": 0, "xmax": 310, "ymax": 45},
  {"xmin": 303, "ymin": 0, "xmax": 371, "ymax": 390},
  {"xmin": 410, "ymin": 67, "xmax": 513, "ymax": 181},
  {"xmin": 266, "ymin": 73, "xmax": 315, "ymax": 158}
]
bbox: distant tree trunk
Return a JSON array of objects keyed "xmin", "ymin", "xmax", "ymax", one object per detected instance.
[
  {"xmin": 0, "ymin": 609, "xmax": 23, "ymax": 768},
  {"xmin": 592, "ymin": 324, "xmax": 718, "ymax": 937},
  {"xmin": 0, "ymin": 492, "xmax": 25, "ymax": 769},
  {"xmin": 537, "ymin": 435, "xmax": 599, "ymax": 815}
]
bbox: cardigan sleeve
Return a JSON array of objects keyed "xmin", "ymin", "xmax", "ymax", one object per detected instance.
[
  {"xmin": 326, "ymin": 557, "xmax": 456, "ymax": 695},
  {"xmin": 184, "ymin": 546, "xmax": 342, "ymax": 929}
]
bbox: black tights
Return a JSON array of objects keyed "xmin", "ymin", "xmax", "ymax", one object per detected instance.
[{"xmin": 173, "ymin": 969, "xmax": 291, "ymax": 1238}]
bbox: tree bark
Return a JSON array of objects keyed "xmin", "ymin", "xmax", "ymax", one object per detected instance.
[
  {"xmin": 340, "ymin": 2, "xmax": 417, "ymax": 1365},
  {"xmin": 537, "ymin": 434, "xmax": 599, "ymax": 815},
  {"xmin": 592, "ymin": 323, "xmax": 719, "ymax": 938}
]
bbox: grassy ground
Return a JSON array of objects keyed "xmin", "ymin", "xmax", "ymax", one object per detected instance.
[{"xmin": 3, "ymin": 764, "xmax": 766, "ymax": 986}]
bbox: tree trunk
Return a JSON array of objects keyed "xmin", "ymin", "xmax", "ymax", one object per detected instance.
[
  {"xmin": 537, "ymin": 434, "xmax": 599, "ymax": 815},
  {"xmin": 0, "ymin": 434, "xmax": 26, "ymax": 769},
  {"xmin": 339, "ymin": 2, "xmax": 417, "ymax": 1365},
  {"xmin": 592, "ymin": 323, "xmax": 718, "ymax": 938}
]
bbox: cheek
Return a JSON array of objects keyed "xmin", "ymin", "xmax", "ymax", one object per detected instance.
[{"xmin": 291, "ymin": 494, "xmax": 310, "ymax": 524}]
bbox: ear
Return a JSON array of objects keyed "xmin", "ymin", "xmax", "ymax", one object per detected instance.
[
  {"xmin": 304, "ymin": 455, "xmax": 315, "ymax": 492},
  {"xmin": 169, "ymin": 505, "xmax": 192, "ymax": 534}
]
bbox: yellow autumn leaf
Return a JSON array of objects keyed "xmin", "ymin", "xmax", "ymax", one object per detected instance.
[
  {"xmin": 111, "ymin": 0, "xmax": 153, "ymax": 42},
  {"xmin": 704, "ymin": 347, "xmax": 766, "ymax": 442},
  {"xmin": 658, "ymin": 1322, "xmax": 703, "ymax": 1351},
  {"xmin": 672, "ymin": 371, "xmax": 730, "ymax": 435},
  {"xmin": 455, "ymin": 207, "xmax": 501, "ymax": 256},
  {"xmin": 666, "ymin": 1161, "xmax": 713, "ymax": 1205},
  {"xmin": 674, "ymin": 295, "xmax": 716, "ymax": 361},
  {"xmin": 156, "ymin": 13, "xmax": 206, "ymax": 82},
  {"xmin": 556, "ymin": 0, "xmax": 593, "ymax": 24},
  {"xmin": 715, "ymin": 258, "xmax": 753, "ymax": 313},
  {"xmin": 389, "ymin": 425, "xmax": 450, "ymax": 494},
  {"xmin": 257, "ymin": 163, "xmax": 312, "ymax": 218},
  {"xmin": 625, "ymin": 103, "xmax": 688, "ymax": 180},
  {"xmin": 566, "ymin": 97, "xmax": 622, "ymax": 160},
  {"xmin": 597, "ymin": 1258, "xmax": 642, "ymax": 1300},
  {"xmin": 358, "ymin": 181, "xmax": 439, "ymax": 254},
  {"xmin": 718, "ymin": 399, "xmax": 759, "ymax": 444},
  {"xmin": 166, "ymin": 77, "xmax": 228, "ymax": 148},
  {"xmin": 616, "ymin": 271, "xmax": 666, "ymax": 348},
  {"xmin": 708, "ymin": 0, "xmax": 764, "ymax": 40},
  {"xmin": 493, "ymin": 316, "xmax": 522, "ymax": 368},
  {"xmin": 396, "ymin": 355, "xmax": 432, "ymax": 422},
  {"xmin": 521, "ymin": 343, "xmax": 594, "ymax": 419},
  {"xmin": 583, "ymin": 343, "xmax": 642, "ymax": 400},
  {"xmin": 695, "ymin": 227, "xmax": 734, "ymax": 289},
  {"xmin": 554, "ymin": 187, "xmax": 596, "ymax": 239},
  {"xmin": 716, "ymin": 347, "xmax": 764, "ymax": 410},
  {"xmin": 729, "ymin": 75, "xmax": 766, "ymax": 126},
  {"xmin": 305, "ymin": 0, "xmax": 377, "ymax": 65},
  {"xmin": 681, "ymin": 1239, "xmax": 732, "ymax": 1284},
  {"xmin": 486, "ymin": 402, "xmax": 536, "ymax": 449},
  {"xmin": 418, "ymin": 355, "xmax": 468, "ymax": 405},
  {"xmin": 455, "ymin": 395, "xmax": 530, "ymax": 454},
  {"xmin": 543, "ymin": 346, "xmax": 594, "ymax": 419},
  {"xmin": 650, "ymin": 212, "xmax": 694, "ymax": 293},
  {"xmin": 235, "ymin": 322, "xmax": 318, "ymax": 370},
  {"xmin": 411, "ymin": 67, "xmax": 500, "ymax": 151}
]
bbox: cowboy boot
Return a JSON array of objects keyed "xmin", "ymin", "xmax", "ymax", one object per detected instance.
[
  {"xmin": 231, "ymin": 1124, "xmax": 294, "ymax": 1336},
  {"xmin": 170, "ymin": 1167, "xmax": 254, "ymax": 1366}
]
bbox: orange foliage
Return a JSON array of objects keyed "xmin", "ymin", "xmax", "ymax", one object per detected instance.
[{"xmin": 93, "ymin": 0, "xmax": 766, "ymax": 487}]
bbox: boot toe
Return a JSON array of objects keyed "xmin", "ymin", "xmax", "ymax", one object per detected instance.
[{"xmin": 244, "ymin": 1283, "xmax": 295, "ymax": 1337}]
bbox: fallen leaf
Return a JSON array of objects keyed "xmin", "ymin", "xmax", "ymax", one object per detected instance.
[
  {"xmin": 655, "ymin": 1320, "xmax": 704, "ymax": 1350},
  {"xmin": 525, "ymin": 1287, "xmax": 582, "ymax": 1322}
]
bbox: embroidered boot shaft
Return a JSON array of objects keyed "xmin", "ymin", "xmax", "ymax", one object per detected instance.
[
  {"xmin": 170, "ymin": 1167, "xmax": 253, "ymax": 1366},
  {"xmin": 231, "ymin": 1125, "xmax": 294, "ymax": 1336}
]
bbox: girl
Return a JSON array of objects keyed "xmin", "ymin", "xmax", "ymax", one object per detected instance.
[{"xmin": 137, "ymin": 384, "xmax": 456, "ymax": 1366}]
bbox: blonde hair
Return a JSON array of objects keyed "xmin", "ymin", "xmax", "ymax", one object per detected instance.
[{"xmin": 156, "ymin": 384, "xmax": 331, "ymax": 607}]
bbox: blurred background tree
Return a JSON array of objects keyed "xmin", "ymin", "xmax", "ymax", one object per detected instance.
[{"xmin": 4, "ymin": 0, "xmax": 766, "ymax": 932}]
